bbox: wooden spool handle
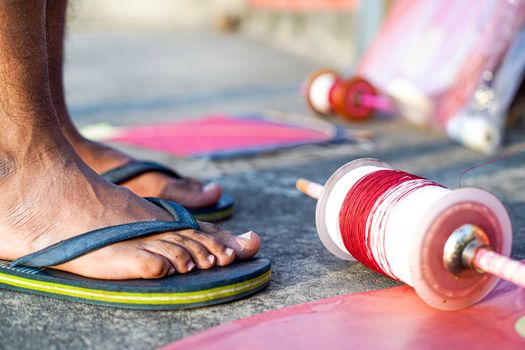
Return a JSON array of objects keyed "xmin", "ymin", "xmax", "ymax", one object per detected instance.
[{"xmin": 296, "ymin": 178, "xmax": 324, "ymax": 200}]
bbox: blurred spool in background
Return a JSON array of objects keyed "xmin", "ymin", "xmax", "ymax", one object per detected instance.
[
  {"xmin": 300, "ymin": 0, "xmax": 525, "ymax": 154},
  {"xmin": 303, "ymin": 69, "xmax": 394, "ymax": 121}
]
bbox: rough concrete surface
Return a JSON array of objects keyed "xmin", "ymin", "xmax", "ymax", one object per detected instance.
[{"xmin": 1, "ymin": 31, "xmax": 524, "ymax": 350}]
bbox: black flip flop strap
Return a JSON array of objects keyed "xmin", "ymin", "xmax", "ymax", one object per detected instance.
[
  {"xmin": 101, "ymin": 161, "xmax": 182, "ymax": 185},
  {"xmin": 11, "ymin": 198, "xmax": 199, "ymax": 268}
]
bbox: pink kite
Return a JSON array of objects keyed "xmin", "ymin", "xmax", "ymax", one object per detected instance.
[
  {"xmin": 110, "ymin": 115, "xmax": 345, "ymax": 159},
  {"xmin": 162, "ymin": 277, "xmax": 525, "ymax": 349}
]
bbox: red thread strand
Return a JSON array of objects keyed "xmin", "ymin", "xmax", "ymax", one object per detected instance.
[
  {"xmin": 458, "ymin": 142, "xmax": 525, "ymax": 188},
  {"xmin": 338, "ymin": 170, "xmax": 445, "ymax": 280}
]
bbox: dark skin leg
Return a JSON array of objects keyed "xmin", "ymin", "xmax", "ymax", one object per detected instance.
[
  {"xmin": 45, "ymin": 0, "xmax": 222, "ymax": 209},
  {"xmin": 0, "ymin": 0, "xmax": 260, "ymax": 280}
]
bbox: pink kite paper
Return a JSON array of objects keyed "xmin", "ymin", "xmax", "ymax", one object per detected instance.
[
  {"xmin": 162, "ymin": 278, "xmax": 525, "ymax": 350},
  {"xmin": 109, "ymin": 115, "xmax": 345, "ymax": 159}
]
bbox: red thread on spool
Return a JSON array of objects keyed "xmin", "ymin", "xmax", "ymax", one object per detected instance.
[{"xmin": 338, "ymin": 170, "xmax": 445, "ymax": 280}]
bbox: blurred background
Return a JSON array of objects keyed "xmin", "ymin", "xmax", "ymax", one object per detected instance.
[
  {"xmin": 69, "ymin": 0, "xmax": 389, "ymax": 68},
  {"xmin": 66, "ymin": 0, "xmax": 524, "ymax": 158}
]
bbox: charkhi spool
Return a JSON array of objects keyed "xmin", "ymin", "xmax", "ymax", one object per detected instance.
[
  {"xmin": 296, "ymin": 158, "xmax": 523, "ymax": 310},
  {"xmin": 303, "ymin": 69, "xmax": 391, "ymax": 121}
]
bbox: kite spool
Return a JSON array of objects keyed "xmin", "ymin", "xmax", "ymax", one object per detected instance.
[
  {"xmin": 296, "ymin": 158, "xmax": 525, "ymax": 310},
  {"xmin": 304, "ymin": 69, "xmax": 340, "ymax": 116},
  {"xmin": 304, "ymin": 69, "xmax": 392, "ymax": 121}
]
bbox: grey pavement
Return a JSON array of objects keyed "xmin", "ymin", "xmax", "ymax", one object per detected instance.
[{"xmin": 1, "ymin": 30, "xmax": 525, "ymax": 350}]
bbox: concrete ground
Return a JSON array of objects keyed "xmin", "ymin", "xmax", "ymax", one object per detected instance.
[{"xmin": 1, "ymin": 30, "xmax": 525, "ymax": 350}]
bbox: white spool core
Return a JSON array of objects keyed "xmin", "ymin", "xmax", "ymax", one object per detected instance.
[
  {"xmin": 309, "ymin": 72, "xmax": 337, "ymax": 114},
  {"xmin": 379, "ymin": 183, "xmax": 449, "ymax": 283}
]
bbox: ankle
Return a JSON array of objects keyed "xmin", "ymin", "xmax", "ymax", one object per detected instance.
[
  {"xmin": 50, "ymin": 93, "xmax": 103, "ymax": 152},
  {"xmin": 0, "ymin": 124, "xmax": 72, "ymax": 174}
]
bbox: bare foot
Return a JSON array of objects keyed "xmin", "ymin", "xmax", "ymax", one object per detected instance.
[
  {"xmin": 0, "ymin": 0, "xmax": 256, "ymax": 282},
  {"xmin": 69, "ymin": 137, "xmax": 222, "ymax": 209},
  {"xmin": 0, "ymin": 139, "xmax": 259, "ymax": 280}
]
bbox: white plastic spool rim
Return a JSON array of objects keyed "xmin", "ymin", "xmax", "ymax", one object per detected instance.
[
  {"xmin": 306, "ymin": 70, "xmax": 339, "ymax": 115},
  {"xmin": 315, "ymin": 158, "xmax": 391, "ymax": 261},
  {"xmin": 410, "ymin": 187, "xmax": 512, "ymax": 310}
]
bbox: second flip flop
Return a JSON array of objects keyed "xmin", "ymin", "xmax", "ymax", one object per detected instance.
[{"xmin": 101, "ymin": 160, "xmax": 235, "ymax": 222}]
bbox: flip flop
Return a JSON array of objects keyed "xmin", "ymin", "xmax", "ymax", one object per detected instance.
[
  {"xmin": 0, "ymin": 198, "xmax": 271, "ymax": 310},
  {"xmin": 101, "ymin": 160, "xmax": 235, "ymax": 222}
]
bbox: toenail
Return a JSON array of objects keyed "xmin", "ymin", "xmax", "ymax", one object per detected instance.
[
  {"xmin": 204, "ymin": 182, "xmax": 219, "ymax": 192},
  {"xmin": 207, "ymin": 255, "xmax": 215, "ymax": 264},
  {"xmin": 187, "ymin": 261, "xmax": 196, "ymax": 271},
  {"xmin": 237, "ymin": 231, "xmax": 254, "ymax": 240},
  {"xmin": 224, "ymin": 248, "xmax": 234, "ymax": 257},
  {"xmin": 168, "ymin": 266, "xmax": 176, "ymax": 275}
]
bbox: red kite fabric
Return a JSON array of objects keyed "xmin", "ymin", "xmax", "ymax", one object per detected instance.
[{"xmin": 162, "ymin": 277, "xmax": 525, "ymax": 350}]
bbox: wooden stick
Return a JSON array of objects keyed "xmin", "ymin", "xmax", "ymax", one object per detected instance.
[{"xmin": 296, "ymin": 178, "xmax": 324, "ymax": 200}]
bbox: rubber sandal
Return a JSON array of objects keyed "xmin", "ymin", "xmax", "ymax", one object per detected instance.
[
  {"xmin": 0, "ymin": 198, "xmax": 271, "ymax": 310},
  {"xmin": 101, "ymin": 160, "xmax": 234, "ymax": 222}
]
